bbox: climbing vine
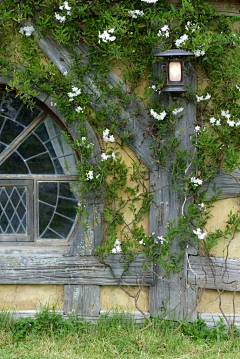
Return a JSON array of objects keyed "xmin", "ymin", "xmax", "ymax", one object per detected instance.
[{"xmin": 0, "ymin": 0, "xmax": 240, "ymax": 329}]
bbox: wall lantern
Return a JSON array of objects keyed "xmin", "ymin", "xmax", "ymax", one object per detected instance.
[{"xmin": 155, "ymin": 49, "xmax": 194, "ymax": 96}]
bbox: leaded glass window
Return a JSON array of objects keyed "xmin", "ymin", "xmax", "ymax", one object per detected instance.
[{"xmin": 0, "ymin": 91, "xmax": 79, "ymax": 242}]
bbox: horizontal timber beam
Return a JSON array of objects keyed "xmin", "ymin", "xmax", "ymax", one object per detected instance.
[
  {"xmin": 188, "ymin": 255, "xmax": 240, "ymax": 291},
  {"xmin": 0, "ymin": 251, "xmax": 153, "ymax": 286}
]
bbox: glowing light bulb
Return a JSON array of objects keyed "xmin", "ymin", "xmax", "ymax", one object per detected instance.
[{"xmin": 169, "ymin": 61, "xmax": 181, "ymax": 82}]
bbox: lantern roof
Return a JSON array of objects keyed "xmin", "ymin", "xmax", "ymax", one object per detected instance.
[{"xmin": 155, "ymin": 49, "xmax": 194, "ymax": 57}]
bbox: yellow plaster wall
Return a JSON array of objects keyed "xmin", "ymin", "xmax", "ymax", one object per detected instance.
[
  {"xmin": 100, "ymin": 286, "xmax": 149, "ymax": 312},
  {"xmin": 198, "ymin": 289, "xmax": 240, "ymax": 314},
  {"xmin": 197, "ymin": 198, "xmax": 240, "ymax": 313},
  {"xmin": 102, "ymin": 135, "xmax": 149, "ymax": 240},
  {"xmin": 0, "ymin": 285, "xmax": 64, "ymax": 311},
  {"xmin": 205, "ymin": 197, "xmax": 240, "ymax": 259}
]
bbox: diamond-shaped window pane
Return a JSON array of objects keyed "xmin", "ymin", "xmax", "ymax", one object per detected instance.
[{"xmin": 0, "ymin": 186, "xmax": 27, "ymax": 234}]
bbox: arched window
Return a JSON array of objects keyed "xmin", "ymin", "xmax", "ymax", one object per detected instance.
[{"xmin": 0, "ymin": 90, "xmax": 79, "ymax": 243}]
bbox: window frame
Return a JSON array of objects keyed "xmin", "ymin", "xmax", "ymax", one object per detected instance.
[{"xmin": 0, "ymin": 90, "xmax": 80, "ymax": 244}]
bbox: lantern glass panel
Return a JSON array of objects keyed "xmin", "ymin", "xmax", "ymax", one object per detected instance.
[{"xmin": 169, "ymin": 61, "xmax": 181, "ymax": 82}]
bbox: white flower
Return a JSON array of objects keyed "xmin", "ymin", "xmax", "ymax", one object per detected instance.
[
  {"xmin": 111, "ymin": 239, "xmax": 122, "ymax": 253},
  {"xmin": 111, "ymin": 152, "xmax": 116, "ymax": 161},
  {"xmin": 86, "ymin": 170, "xmax": 94, "ymax": 180},
  {"xmin": 68, "ymin": 87, "xmax": 81, "ymax": 101},
  {"xmin": 196, "ymin": 95, "xmax": 204, "ymax": 102},
  {"xmin": 63, "ymin": 71, "xmax": 68, "ymax": 76},
  {"xmin": 199, "ymin": 203, "xmax": 206, "ymax": 211},
  {"xmin": 64, "ymin": 1, "xmax": 71, "ymax": 10},
  {"xmin": 221, "ymin": 109, "xmax": 231, "ymax": 119},
  {"xmin": 128, "ymin": 10, "xmax": 144, "ymax": 18},
  {"xmin": 157, "ymin": 25, "xmax": 169, "ymax": 38},
  {"xmin": 76, "ymin": 106, "xmax": 84, "ymax": 113},
  {"xmin": 141, "ymin": 0, "xmax": 158, "ymax": 2},
  {"xmin": 195, "ymin": 126, "xmax": 200, "ymax": 133},
  {"xmin": 99, "ymin": 29, "xmax": 116, "ymax": 43},
  {"xmin": 150, "ymin": 109, "xmax": 167, "ymax": 121},
  {"xmin": 175, "ymin": 34, "xmax": 188, "ymax": 48},
  {"xmin": 19, "ymin": 26, "xmax": 35, "ymax": 37},
  {"xmin": 236, "ymin": 85, "xmax": 240, "ymax": 91},
  {"xmin": 236, "ymin": 121, "xmax": 240, "ymax": 126},
  {"xmin": 55, "ymin": 13, "xmax": 66, "ymax": 22},
  {"xmin": 109, "ymin": 135, "xmax": 115, "ymax": 142},
  {"xmin": 193, "ymin": 228, "xmax": 208, "ymax": 240},
  {"xmin": 138, "ymin": 239, "xmax": 145, "ymax": 245},
  {"xmin": 227, "ymin": 119, "xmax": 235, "ymax": 127},
  {"xmin": 151, "ymin": 85, "xmax": 156, "ymax": 90},
  {"xmin": 196, "ymin": 93, "xmax": 211, "ymax": 101},
  {"xmin": 172, "ymin": 107, "xmax": 184, "ymax": 115},
  {"xmin": 194, "ymin": 50, "xmax": 201, "ymax": 57},
  {"xmin": 101, "ymin": 153, "xmax": 110, "ymax": 161},
  {"xmin": 51, "ymin": 102, "xmax": 56, "ymax": 107},
  {"xmin": 157, "ymin": 236, "xmax": 166, "ymax": 244},
  {"xmin": 191, "ymin": 177, "xmax": 203, "ymax": 186},
  {"xmin": 96, "ymin": 174, "xmax": 100, "ymax": 179},
  {"xmin": 216, "ymin": 119, "xmax": 221, "ymax": 126},
  {"xmin": 194, "ymin": 49, "xmax": 205, "ymax": 57},
  {"xmin": 103, "ymin": 129, "xmax": 115, "ymax": 142},
  {"xmin": 185, "ymin": 21, "xmax": 193, "ymax": 30},
  {"xmin": 59, "ymin": 1, "xmax": 71, "ymax": 11},
  {"xmin": 209, "ymin": 117, "xmax": 216, "ymax": 124}
]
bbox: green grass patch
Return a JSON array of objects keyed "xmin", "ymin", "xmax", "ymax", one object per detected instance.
[{"xmin": 0, "ymin": 309, "xmax": 239, "ymax": 358}]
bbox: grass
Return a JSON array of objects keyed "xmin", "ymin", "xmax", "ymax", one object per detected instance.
[{"xmin": 0, "ymin": 309, "xmax": 240, "ymax": 358}]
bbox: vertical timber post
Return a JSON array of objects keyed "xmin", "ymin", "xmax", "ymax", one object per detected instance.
[{"xmin": 149, "ymin": 64, "xmax": 198, "ymax": 321}]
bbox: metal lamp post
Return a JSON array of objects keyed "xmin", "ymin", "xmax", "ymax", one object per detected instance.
[{"xmin": 155, "ymin": 49, "xmax": 194, "ymax": 98}]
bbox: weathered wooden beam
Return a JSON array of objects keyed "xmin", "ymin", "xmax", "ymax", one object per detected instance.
[
  {"xmin": 64, "ymin": 285, "xmax": 100, "ymax": 316},
  {"xmin": 204, "ymin": 169, "xmax": 240, "ymax": 201},
  {"xmin": 149, "ymin": 64, "xmax": 198, "ymax": 321},
  {"xmin": 188, "ymin": 255, "xmax": 240, "ymax": 291},
  {"xmin": 0, "ymin": 251, "xmax": 153, "ymax": 286},
  {"xmin": 200, "ymin": 313, "xmax": 240, "ymax": 328},
  {"xmin": 35, "ymin": 32, "xmax": 157, "ymax": 170}
]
